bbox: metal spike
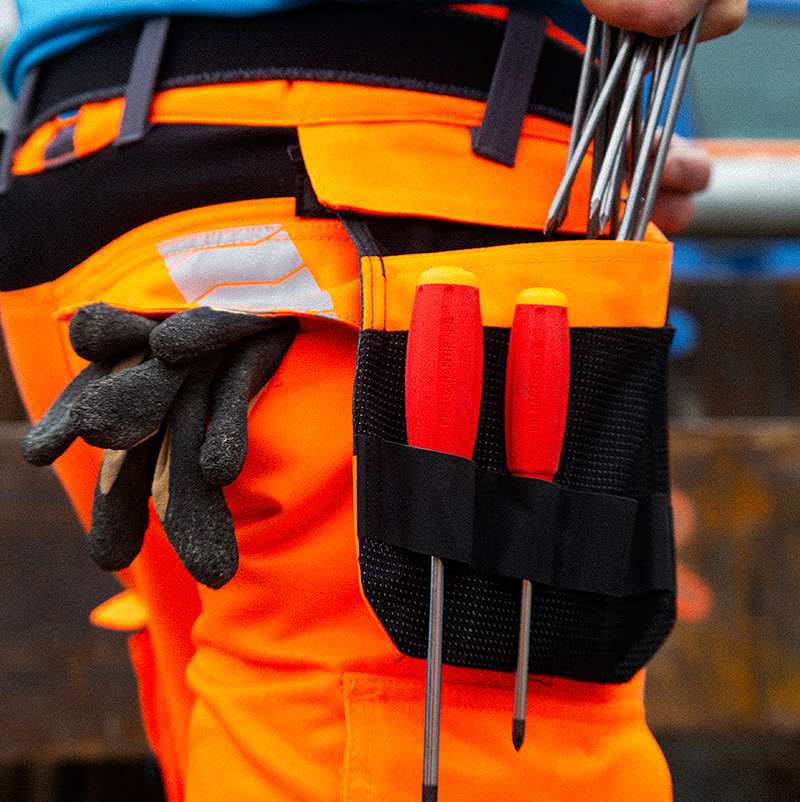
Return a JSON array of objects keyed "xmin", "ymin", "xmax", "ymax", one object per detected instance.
[
  {"xmin": 549, "ymin": 15, "xmax": 600, "ymax": 233},
  {"xmin": 544, "ymin": 30, "xmax": 635, "ymax": 236},
  {"xmin": 634, "ymin": 8, "xmax": 706, "ymax": 240},
  {"xmin": 618, "ymin": 32, "xmax": 682, "ymax": 240},
  {"xmin": 588, "ymin": 37, "xmax": 652, "ymax": 238}
]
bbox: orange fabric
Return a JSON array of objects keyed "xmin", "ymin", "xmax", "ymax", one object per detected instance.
[
  {"xmin": 90, "ymin": 589, "xmax": 149, "ymax": 631},
  {"xmin": 451, "ymin": 3, "xmax": 509, "ymax": 19},
  {"xmin": 34, "ymin": 196, "xmax": 361, "ymax": 327},
  {"xmin": 298, "ymin": 116, "xmax": 592, "ymax": 231},
  {"xmin": 13, "ymin": 117, "xmax": 67, "ymax": 173},
  {"xmin": 129, "ymin": 629, "xmax": 188, "ymax": 802},
  {"xmin": 1, "ymin": 72, "xmax": 672, "ymax": 802},
  {"xmin": 361, "ymin": 238, "xmax": 671, "ymax": 333},
  {"xmin": 450, "ymin": 7, "xmax": 585, "ymax": 50},
  {"xmin": 13, "ymin": 80, "xmax": 593, "ymax": 233}
]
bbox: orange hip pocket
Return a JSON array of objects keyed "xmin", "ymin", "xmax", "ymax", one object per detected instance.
[{"xmin": 342, "ymin": 671, "xmax": 671, "ymax": 802}]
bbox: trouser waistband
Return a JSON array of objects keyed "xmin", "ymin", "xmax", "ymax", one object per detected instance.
[{"xmin": 27, "ymin": 4, "xmax": 584, "ymax": 134}]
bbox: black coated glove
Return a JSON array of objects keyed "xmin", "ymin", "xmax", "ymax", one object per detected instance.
[{"xmin": 22, "ymin": 303, "xmax": 298, "ymax": 588}]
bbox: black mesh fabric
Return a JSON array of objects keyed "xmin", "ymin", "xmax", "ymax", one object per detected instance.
[
  {"xmin": 354, "ymin": 326, "xmax": 673, "ymax": 485},
  {"xmin": 359, "ymin": 541, "xmax": 674, "ymax": 681},
  {"xmin": 353, "ymin": 325, "xmax": 676, "ymax": 683}
]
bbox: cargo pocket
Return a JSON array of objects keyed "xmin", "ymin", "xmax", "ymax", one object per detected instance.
[
  {"xmin": 348, "ymin": 231, "xmax": 677, "ymax": 684},
  {"xmin": 341, "ymin": 671, "xmax": 671, "ymax": 802}
]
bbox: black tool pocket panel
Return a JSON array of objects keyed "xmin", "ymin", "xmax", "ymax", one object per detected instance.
[{"xmin": 353, "ymin": 324, "xmax": 676, "ymax": 684}]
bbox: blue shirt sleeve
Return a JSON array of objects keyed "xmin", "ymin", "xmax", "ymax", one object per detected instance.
[{"xmin": 4, "ymin": 0, "xmax": 591, "ymax": 96}]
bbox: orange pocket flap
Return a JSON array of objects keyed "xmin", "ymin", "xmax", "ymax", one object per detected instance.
[
  {"xmin": 361, "ymin": 238, "xmax": 672, "ymax": 332},
  {"xmin": 299, "ymin": 116, "xmax": 597, "ymax": 233},
  {"xmin": 39, "ymin": 198, "xmax": 361, "ymax": 328}
]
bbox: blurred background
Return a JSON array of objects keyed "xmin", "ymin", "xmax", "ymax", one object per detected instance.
[{"xmin": 2, "ymin": 1, "xmax": 800, "ymax": 800}]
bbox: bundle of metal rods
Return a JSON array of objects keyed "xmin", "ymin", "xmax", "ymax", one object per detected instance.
[
  {"xmin": 511, "ymin": 5, "xmax": 707, "ymax": 754},
  {"xmin": 545, "ymin": 7, "xmax": 706, "ymax": 242}
]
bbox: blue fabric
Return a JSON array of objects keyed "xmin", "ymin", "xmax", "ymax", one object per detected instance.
[{"xmin": 3, "ymin": 0, "xmax": 590, "ymax": 95}]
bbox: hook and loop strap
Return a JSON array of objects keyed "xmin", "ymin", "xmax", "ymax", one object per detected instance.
[
  {"xmin": 115, "ymin": 17, "xmax": 171, "ymax": 147},
  {"xmin": 470, "ymin": 9, "xmax": 547, "ymax": 167}
]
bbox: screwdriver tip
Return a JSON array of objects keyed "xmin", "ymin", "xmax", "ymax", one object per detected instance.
[
  {"xmin": 512, "ymin": 719, "xmax": 525, "ymax": 751},
  {"xmin": 422, "ymin": 785, "xmax": 439, "ymax": 802}
]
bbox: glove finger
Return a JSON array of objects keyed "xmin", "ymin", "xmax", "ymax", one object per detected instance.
[
  {"xmin": 201, "ymin": 318, "xmax": 299, "ymax": 486},
  {"xmin": 69, "ymin": 303, "xmax": 158, "ymax": 363},
  {"xmin": 87, "ymin": 439, "xmax": 158, "ymax": 572},
  {"xmin": 71, "ymin": 357, "xmax": 189, "ymax": 450},
  {"xmin": 149, "ymin": 306, "xmax": 280, "ymax": 365},
  {"xmin": 152, "ymin": 358, "xmax": 239, "ymax": 589},
  {"xmin": 21, "ymin": 360, "xmax": 112, "ymax": 466}
]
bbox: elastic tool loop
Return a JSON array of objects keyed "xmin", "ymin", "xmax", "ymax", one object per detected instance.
[
  {"xmin": 0, "ymin": 66, "xmax": 39, "ymax": 194},
  {"xmin": 470, "ymin": 8, "xmax": 547, "ymax": 167},
  {"xmin": 115, "ymin": 17, "xmax": 171, "ymax": 147}
]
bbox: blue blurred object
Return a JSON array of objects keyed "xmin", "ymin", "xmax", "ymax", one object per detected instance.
[
  {"xmin": 667, "ymin": 307, "xmax": 699, "ymax": 360},
  {"xmin": 672, "ymin": 239, "xmax": 800, "ymax": 278}
]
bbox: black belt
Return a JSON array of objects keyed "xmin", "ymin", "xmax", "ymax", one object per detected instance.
[{"xmin": 28, "ymin": 4, "xmax": 584, "ymax": 134}]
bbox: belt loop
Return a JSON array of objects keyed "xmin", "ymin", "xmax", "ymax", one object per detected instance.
[
  {"xmin": 470, "ymin": 9, "xmax": 547, "ymax": 167},
  {"xmin": 0, "ymin": 65, "xmax": 40, "ymax": 194},
  {"xmin": 115, "ymin": 16, "xmax": 171, "ymax": 147}
]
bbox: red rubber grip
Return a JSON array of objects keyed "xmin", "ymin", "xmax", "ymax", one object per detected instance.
[
  {"xmin": 504, "ymin": 289, "xmax": 570, "ymax": 480},
  {"xmin": 405, "ymin": 268, "xmax": 484, "ymax": 458}
]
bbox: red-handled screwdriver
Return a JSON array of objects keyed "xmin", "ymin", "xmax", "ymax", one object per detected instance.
[
  {"xmin": 504, "ymin": 287, "xmax": 570, "ymax": 751},
  {"xmin": 405, "ymin": 267, "xmax": 484, "ymax": 802}
]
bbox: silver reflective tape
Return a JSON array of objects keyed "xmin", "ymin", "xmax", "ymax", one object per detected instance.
[{"xmin": 158, "ymin": 224, "xmax": 337, "ymax": 319}]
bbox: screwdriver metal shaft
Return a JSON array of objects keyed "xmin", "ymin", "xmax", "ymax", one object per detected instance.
[
  {"xmin": 513, "ymin": 577, "xmax": 533, "ymax": 750},
  {"xmin": 505, "ymin": 289, "xmax": 570, "ymax": 750},
  {"xmin": 405, "ymin": 268, "xmax": 483, "ymax": 802},
  {"xmin": 423, "ymin": 555, "xmax": 444, "ymax": 802}
]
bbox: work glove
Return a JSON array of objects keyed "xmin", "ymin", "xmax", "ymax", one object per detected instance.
[{"xmin": 22, "ymin": 303, "xmax": 299, "ymax": 588}]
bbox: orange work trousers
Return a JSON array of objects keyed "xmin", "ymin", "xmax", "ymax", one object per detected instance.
[{"xmin": 0, "ymin": 20, "xmax": 673, "ymax": 802}]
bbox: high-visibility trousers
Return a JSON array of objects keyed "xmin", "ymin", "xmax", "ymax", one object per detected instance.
[{"xmin": 0, "ymin": 8, "xmax": 674, "ymax": 801}]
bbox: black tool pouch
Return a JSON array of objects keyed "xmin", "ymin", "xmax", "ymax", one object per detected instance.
[{"xmin": 346, "ymin": 218, "xmax": 677, "ymax": 685}]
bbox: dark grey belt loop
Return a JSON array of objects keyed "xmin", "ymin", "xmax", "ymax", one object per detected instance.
[
  {"xmin": 115, "ymin": 16, "xmax": 171, "ymax": 147},
  {"xmin": 470, "ymin": 8, "xmax": 547, "ymax": 167},
  {"xmin": 0, "ymin": 65, "xmax": 40, "ymax": 194}
]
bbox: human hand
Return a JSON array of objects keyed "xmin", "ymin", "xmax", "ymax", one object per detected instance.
[
  {"xmin": 581, "ymin": 0, "xmax": 747, "ymax": 41},
  {"xmin": 650, "ymin": 134, "xmax": 711, "ymax": 234}
]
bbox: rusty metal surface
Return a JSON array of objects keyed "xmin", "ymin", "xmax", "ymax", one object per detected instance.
[
  {"xmin": 0, "ymin": 423, "xmax": 148, "ymax": 763},
  {"xmin": 648, "ymin": 418, "xmax": 800, "ymax": 734}
]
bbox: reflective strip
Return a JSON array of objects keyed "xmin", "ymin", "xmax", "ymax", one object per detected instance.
[
  {"xmin": 198, "ymin": 270, "xmax": 336, "ymax": 316},
  {"xmin": 158, "ymin": 224, "xmax": 338, "ymax": 318}
]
